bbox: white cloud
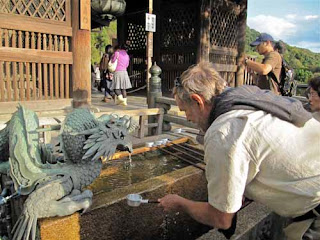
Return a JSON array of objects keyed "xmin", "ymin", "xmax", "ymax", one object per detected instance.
[
  {"xmin": 248, "ymin": 15, "xmax": 297, "ymax": 41},
  {"xmin": 286, "ymin": 14, "xmax": 297, "ymax": 20},
  {"xmin": 294, "ymin": 41, "xmax": 320, "ymax": 53},
  {"xmin": 305, "ymin": 15, "xmax": 319, "ymax": 20}
]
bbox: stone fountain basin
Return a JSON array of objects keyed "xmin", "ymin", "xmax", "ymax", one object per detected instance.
[
  {"xmin": 40, "ymin": 138, "xmax": 211, "ymax": 240},
  {"xmin": 80, "ymin": 165, "xmax": 209, "ymax": 240},
  {"xmin": 39, "ymin": 136, "xmax": 287, "ymax": 240}
]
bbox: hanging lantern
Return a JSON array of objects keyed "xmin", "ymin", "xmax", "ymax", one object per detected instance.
[{"xmin": 91, "ymin": 0, "xmax": 126, "ymax": 17}]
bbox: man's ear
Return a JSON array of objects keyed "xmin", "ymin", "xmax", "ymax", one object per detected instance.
[{"xmin": 190, "ymin": 94, "xmax": 205, "ymax": 111}]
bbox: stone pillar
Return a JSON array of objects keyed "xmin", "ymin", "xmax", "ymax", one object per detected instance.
[
  {"xmin": 148, "ymin": 62, "xmax": 162, "ymax": 108},
  {"xmin": 71, "ymin": 0, "xmax": 91, "ymax": 108},
  {"xmin": 147, "ymin": 62, "xmax": 171, "ymax": 132},
  {"xmin": 148, "ymin": 62, "xmax": 162, "ymax": 134}
]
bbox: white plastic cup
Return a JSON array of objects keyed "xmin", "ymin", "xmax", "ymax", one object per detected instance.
[
  {"xmin": 161, "ymin": 138, "xmax": 168, "ymax": 145},
  {"xmin": 154, "ymin": 140, "xmax": 163, "ymax": 146},
  {"xmin": 173, "ymin": 128, "xmax": 182, "ymax": 133},
  {"xmin": 145, "ymin": 142, "xmax": 154, "ymax": 147}
]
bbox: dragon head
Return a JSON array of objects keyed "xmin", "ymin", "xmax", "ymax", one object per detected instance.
[{"xmin": 76, "ymin": 114, "xmax": 138, "ymax": 161}]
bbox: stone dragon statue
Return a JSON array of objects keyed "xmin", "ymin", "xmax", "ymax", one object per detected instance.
[{"xmin": 0, "ymin": 106, "xmax": 137, "ymax": 240}]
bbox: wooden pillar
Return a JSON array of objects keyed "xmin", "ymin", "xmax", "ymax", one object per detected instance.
[
  {"xmin": 71, "ymin": 0, "xmax": 91, "ymax": 108},
  {"xmin": 117, "ymin": 15, "xmax": 127, "ymax": 46},
  {"xmin": 146, "ymin": 0, "xmax": 153, "ymax": 105},
  {"xmin": 235, "ymin": 0, "xmax": 247, "ymax": 87},
  {"xmin": 197, "ymin": 0, "xmax": 211, "ymax": 63},
  {"xmin": 153, "ymin": 0, "xmax": 161, "ymax": 65}
]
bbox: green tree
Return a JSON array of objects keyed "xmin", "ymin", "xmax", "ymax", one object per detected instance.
[
  {"xmin": 295, "ymin": 69, "xmax": 313, "ymax": 83},
  {"xmin": 91, "ymin": 21, "xmax": 117, "ymax": 65}
]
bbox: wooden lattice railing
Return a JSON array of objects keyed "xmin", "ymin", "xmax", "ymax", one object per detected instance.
[
  {"xmin": 0, "ymin": 0, "xmax": 71, "ymax": 102},
  {"xmin": 208, "ymin": 0, "xmax": 240, "ymax": 87},
  {"xmin": 0, "ymin": 0, "xmax": 67, "ymax": 21},
  {"xmin": 160, "ymin": 2, "xmax": 198, "ymax": 92}
]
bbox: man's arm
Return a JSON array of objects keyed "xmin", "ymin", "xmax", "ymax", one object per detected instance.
[
  {"xmin": 246, "ymin": 59, "xmax": 272, "ymax": 75},
  {"xmin": 158, "ymin": 194, "xmax": 235, "ymax": 229}
]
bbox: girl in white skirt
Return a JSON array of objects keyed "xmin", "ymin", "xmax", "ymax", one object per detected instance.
[{"xmin": 110, "ymin": 44, "xmax": 132, "ymax": 106}]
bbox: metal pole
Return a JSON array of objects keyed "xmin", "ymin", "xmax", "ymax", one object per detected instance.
[
  {"xmin": 157, "ymin": 147, "xmax": 206, "ymax": 171},
  {"xmin": 166, "ymin": 143, "xmax": 205, "ymax": 159}
]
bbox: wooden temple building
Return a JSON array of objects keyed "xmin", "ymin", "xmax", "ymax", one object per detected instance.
[{"xmin": 0, "ymin": 0, "xmax": 247, "ymax": 109}]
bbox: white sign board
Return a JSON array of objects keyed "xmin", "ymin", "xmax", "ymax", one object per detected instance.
[{"xmin": 146, "ymin": 13, "xmax": 156, "ymax": 32}]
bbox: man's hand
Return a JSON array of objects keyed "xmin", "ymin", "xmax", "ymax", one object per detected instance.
[
  {"xmin": 158, "ymin": 194, "xmax": 235, "ymax": 229},
  {"xmin": 158, "ymin": 194, "xmax": 183, "ymax": 212}
]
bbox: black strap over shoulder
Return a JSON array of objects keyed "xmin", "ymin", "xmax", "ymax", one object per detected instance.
[
  {"xmin": 293, "ymin": 204, "xmax": 320, "ymax": 222},
  {"xmin": 268, "ymin": 71, "xmax": 281, "ymax": 86},
  {"xmin": 268, "ymin": 71, "xmax": 285, "ymax": 95}
]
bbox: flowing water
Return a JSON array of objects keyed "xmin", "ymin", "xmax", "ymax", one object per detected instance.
[{"xmin": 88, "ymin": 150, "xmax": 189, "ymax": 194}]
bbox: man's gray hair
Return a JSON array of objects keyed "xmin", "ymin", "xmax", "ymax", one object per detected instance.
[{"xmin": 173, "ymin": 61, "xmax": 226, "ymax": 103}]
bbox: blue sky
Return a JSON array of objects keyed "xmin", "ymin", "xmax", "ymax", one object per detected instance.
[{"xmin": 247, "ymin": 0, "xmax": 320, "ymax": 53}]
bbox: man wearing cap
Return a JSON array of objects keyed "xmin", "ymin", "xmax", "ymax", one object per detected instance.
[{"xmin": 245, "ymin": 33, "xmax": 282, "ymax": 94}]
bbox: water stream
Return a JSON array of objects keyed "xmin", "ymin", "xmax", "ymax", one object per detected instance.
[{"xmin": 88, "ymin": 150, "xmax": 188, "ymax": 194}]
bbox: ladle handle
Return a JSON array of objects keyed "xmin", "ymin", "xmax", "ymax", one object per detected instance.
[{"xmin": 148, "ymin": 200, "xmax": 159, "ymax": 203}]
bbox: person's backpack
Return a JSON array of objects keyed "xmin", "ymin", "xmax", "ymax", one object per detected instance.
[{"xmin": 268, "ymin": 59, "xmax": 296, "ymax": 97}]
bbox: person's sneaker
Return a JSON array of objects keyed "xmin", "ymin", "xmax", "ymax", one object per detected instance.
[{"xmin": 102, "ymin": 97, "xmax": 112, "ymax": 102}]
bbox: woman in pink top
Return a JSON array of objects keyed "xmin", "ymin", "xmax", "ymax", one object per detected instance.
[{"xmin": 110, "ymin": 44, "xmax": 132, "ymax": 106}]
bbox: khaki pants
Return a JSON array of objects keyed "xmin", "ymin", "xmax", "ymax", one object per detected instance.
[{"xmin": 284, "ymin": 217, "xmax": 320, "ymax": 240}]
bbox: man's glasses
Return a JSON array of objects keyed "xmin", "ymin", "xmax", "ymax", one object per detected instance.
[
  {"xmin": 174, "ymin": 77, "xmax": 182, "ymax": 88},
  {"xmin": 308, "ymin": 92, "xmax": 319, "ymax": 98}
]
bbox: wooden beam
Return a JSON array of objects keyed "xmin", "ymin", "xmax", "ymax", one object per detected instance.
[
  {"xmin": 139, "ymin": 115, "xmax": 147, "ymax": 138},
  {"xmin": 80, "ymin": 0, "xmax": 91, "ymax": 30},
  {"xmin": 71, "ymin": 0, "xmax": 91, "ymax": 107},
  {"xmin": 210, "ymin": 46, "xmax": 238, "ymax": 56},
  {"xmin": 65, "ymin": 0, "xmax": 72, "ymax": 26},
  {"xmin": 0, "ymin": 13, "xmax": 72, "ymax": 36},
  {"xmin": 235, "ymin": 0, "xmax": 247, "ymax": 87},
  {"xmin": 108, "ymin": 137, "xmax": 190, "ymax": 161},
  {"xmin": 156, "ymin": 112, "xmax": 163, "ymax": 135},
  {"xmin": 211, "ymin": 63, "xmax": 237, "ymax": 72},
  {"xmin": 0, "ymin": 61, "xmax": 4, "ymax": 101},
  {"xmin": 146, "ymin": 0, "xmax": 154, "ymax": 106},
  {"xmin": 163, "ymin": 114, "xmax": 197, "ymax": 129},
  {"xmin": 95, "ymin": 108, "xmax": 165, "ymax": 118},
  {"xmin": 155, "ymin": 96, "xmax": 176, "ymax": 106},
  {"xmin": 197, "ymin": 0, "xmax": 211, "ymax": 62},
  {"xmin": 153, "ymin": 0, "xmax": 161, "ymax": 66},
  {"xmin": 0, "ymin": 47, "xmax": 73, "ymax": 64}
]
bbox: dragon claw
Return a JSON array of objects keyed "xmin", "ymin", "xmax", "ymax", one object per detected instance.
[{"xmin": 56, "ymin": 189, "xmax": 93, "ymax": 216}]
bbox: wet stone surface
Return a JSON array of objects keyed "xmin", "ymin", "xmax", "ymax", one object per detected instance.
[{"xmin": 86, "ymin": 150, "xmax": 189, "ymax": 194}]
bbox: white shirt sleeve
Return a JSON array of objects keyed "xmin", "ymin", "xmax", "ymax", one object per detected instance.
[{"xmin": 204, "ymin": 117, "xmax": 253, "ymax": 213}]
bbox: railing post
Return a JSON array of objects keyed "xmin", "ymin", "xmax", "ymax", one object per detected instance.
[
  {"xmin": 148, "ymin": 62, "xmax": 162, "ymax": 108},
  {"xmin": 147, "ymin": 62, "xmax": 164, "ymax": 135},
  {"xmin": 148, "ymin": 62, "xmax": 171, "ymax": 133}
]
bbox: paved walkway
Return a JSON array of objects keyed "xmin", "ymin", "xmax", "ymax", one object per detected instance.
[
  {"xmin": 91, "ymin": 90, "xmax": 149, "ymax": 112},
  {"xmin": 0, "ymin": 90, "xmax": 183, "ymax": 128}
]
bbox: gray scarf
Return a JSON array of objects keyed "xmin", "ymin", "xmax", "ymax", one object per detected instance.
[{"xmin": 209, "ymin": 85, "xmax": 312, "ymax": 127}]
